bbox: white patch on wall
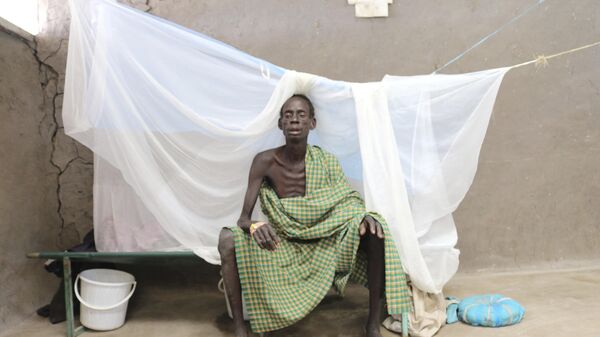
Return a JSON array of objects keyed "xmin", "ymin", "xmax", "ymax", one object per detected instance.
[
  {"xmin": 0, "ymin": 0, "xmax": 40, "ymax": 35},
  {"xmin": 348, "ymin": 0, "xmax": 393, "ymax": 18}
]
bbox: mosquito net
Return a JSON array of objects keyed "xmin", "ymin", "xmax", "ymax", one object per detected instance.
[{"xmin": 63, "ymin": 0, "xmax": 509, "ymax": 293}]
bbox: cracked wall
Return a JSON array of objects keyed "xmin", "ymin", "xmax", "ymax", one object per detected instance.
[
  {"xmin": 0, "ymin": 27, "xmax": 60, "ymax": 330},
  {"xmin": 0, "ymin": 0, "xmax": 95, "ymax": 329},
  {"xmin": 0, "ymin": 0, "xmax": 147, "ymax": 329},
  {"xmin": 36, "ymin": 0, "xmax": 94, "ymax": 249}
]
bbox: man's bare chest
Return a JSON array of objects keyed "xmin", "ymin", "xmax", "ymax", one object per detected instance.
[{"xmin": 265, "ymin": 163, "xmax": 306, "ymax": 199}]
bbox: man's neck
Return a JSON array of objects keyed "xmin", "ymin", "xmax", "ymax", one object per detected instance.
[{"xmin": 281, "ymin": 140, "xmax": 308, "ymax": 164}]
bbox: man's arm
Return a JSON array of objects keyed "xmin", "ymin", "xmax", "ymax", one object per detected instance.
[
  {"xmin": 236, "ymin": 154, "xmax": 267, "ymax": 231},
  {"xmin": 236, "ymin": 153, "xmax": 280, "ymax": 250}
]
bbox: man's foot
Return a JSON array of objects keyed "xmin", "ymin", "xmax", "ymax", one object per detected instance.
[{"xmin": 365, "ymin": 325, "xmax": 384, "ymax": 337}]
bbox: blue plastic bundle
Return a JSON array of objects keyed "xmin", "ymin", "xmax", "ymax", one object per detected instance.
[
  {"xmin": 446, "ymin": 296, "xmax": 460, "ymax": 324},
  {"xmin": 457, "ymin": 294, "xmax": 525, "ymax": 327}
]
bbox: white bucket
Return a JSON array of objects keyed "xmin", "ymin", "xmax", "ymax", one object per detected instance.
[{"xmin": 74, "ymin": 269, "xmax": 137, "ymax": 331}]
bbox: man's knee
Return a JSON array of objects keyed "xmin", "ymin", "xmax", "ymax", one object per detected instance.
[{"xmin": 218, "ymin": 228, "xmax": 235, "ymax": 258}]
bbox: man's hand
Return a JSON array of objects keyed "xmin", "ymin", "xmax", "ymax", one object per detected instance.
[
  {"xmin": 252, "ymin": 223, "xmax": 280, "ymax": 251},
  {"xmin": 359, "ymin": 215, "xmax": 384, "ymax": 239}
]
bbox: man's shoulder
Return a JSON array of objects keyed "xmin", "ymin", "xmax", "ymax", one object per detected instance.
[
  {"xmin": 254, "ymin": 147, "xmax": 279, "ymax": 165},
  {"xmin": 255, "ymin": 147, "xmax": 279, "ymax": 160},
  {"xmin": 251, "ymin": 147, "xmax": 280, "ymax": 171}
]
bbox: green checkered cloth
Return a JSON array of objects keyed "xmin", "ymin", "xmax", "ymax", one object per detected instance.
[{"xmin": 229, "ymin": 145, "xmax": 412, "ymax": 332}]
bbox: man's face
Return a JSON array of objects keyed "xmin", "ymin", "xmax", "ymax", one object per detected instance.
[{"xmin": 278, "ymin": 97, "xmax": 316, "ymax": 140}]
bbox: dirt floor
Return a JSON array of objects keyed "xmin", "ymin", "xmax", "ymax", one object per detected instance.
[{"xmin": 3, "ymin": 267, "xmax": 599, "ymax": 337}]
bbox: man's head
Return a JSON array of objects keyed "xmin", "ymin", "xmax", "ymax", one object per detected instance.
[
  {"xmin": 279, "ymin": 94, "xmax": 314, "ymax": 118},
  {"xmin": 278, "ymin": 94, "xmax": 316, "ymax": 140}
]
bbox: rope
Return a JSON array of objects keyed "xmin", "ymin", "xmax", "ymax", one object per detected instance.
[
  {"xmin": 433, "ymin": 0, "xmax": 547, "ymax": 74},
  {"xmin": 510, "ymin": 40, "xmax": 600, "ymax": 69}
]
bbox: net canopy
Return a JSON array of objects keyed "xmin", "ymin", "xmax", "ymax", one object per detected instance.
[{"xmin": 63, "ymin": 0, "xmax": 509, "ymax": 293}]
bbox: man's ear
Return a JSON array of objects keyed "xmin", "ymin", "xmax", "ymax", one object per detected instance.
[
  {"xmin": 278, "ymin": 118, "xmax": 283, "ymax": 130},
  {"xmin": 310, "ymin": 118, "xmax": 317, "ymax": 130}
]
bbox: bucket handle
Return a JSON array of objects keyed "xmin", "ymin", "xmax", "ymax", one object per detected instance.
[
  {"xmin": 74, "ymin": 275, "xmax": 137, "ymax": 311},
  {"xmin": 217, "ymin": 278, "xmax": 225, "ymax": 293}
]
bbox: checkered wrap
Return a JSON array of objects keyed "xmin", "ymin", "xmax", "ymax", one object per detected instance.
[{"xmin": 230, "ymin": 145, "xmax": 412, "ymax": 332}]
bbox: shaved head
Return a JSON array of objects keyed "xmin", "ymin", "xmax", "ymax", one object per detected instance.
[{"xmin": 280, "ymin": 94, "xmax": 314, "ymax": 118}]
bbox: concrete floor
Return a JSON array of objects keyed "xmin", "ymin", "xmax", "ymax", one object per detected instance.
[{"xmin": 3, "ymin": 267, "xmax": 600, "ymax": 337}]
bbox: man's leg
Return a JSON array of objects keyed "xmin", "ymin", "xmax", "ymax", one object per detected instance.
[
  {"xmin": 218, "ymin": 228, "xmax": 247, "ymax": 337},
  {"xmin": 361, "ymin": 231, "xmax": 385, "ymax": 337}
]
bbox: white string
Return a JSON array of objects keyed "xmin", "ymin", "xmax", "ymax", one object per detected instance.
[
  {"xmin": 510, "ymin": 40, "xmax": 600, "ymax": 69},
  {"xmin": 433, "ymin": 0, "xmax": 547, "ymax": 74}
]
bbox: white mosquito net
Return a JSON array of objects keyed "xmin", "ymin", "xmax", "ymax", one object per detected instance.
[{"xmin": 63, "ymin": 0, "xmax": 509, "ymax": 293}]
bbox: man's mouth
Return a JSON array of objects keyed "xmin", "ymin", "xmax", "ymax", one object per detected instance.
[{"xmin": 288, "ymin": 129, "xmax": 301, "ymax": 134}]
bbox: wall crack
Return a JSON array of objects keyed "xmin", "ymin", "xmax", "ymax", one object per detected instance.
[{"xmin": 2, "ymin": 24, "xmax": 89, "ymax": 245}]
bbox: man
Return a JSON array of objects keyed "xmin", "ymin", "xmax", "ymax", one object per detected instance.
[{"xmin": 218, "ymin": 94, "xmax": 412, "ymax": 337}]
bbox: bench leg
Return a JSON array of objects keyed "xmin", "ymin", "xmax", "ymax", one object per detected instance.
[{"xmin": 63, "ymin": 257, "xmax": 86, "ymax": 337}]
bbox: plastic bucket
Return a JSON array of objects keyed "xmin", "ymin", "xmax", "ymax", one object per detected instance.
[{"xmin": 74, "ymin": 269, "xmax": 136, "ymax": 331}]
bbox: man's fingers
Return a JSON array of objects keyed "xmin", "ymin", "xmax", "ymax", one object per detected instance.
[
  {"xmin": 258, "ymin": 228, "xmax": 272, "ymax": 250},
  {"xmin": 262, "ymin": 228, "xmax": 276, "ymax": 250},
  {"xmin": 253, "ymin": 230, "xmax": 266, "ymax": 249},
  {"xmin": 368, "ymin": 217, "xmax": 377, "ymax": 235},
  {"xmin": 267, "ymin": 226, "xmax": 281, "ymax": 246},
  {"xmin": 252, "ymin": 224, "xmax": 281, "ymax": 251},
  {"xmin": 261, "ymin": 225, "xmax": 281, "ymax": 250},
  {"xmin": 363, "ymin": 216, "xmax": 384, "ymax": 239},
  {"xmin": 376, "ymin": 223, "xmax": 384, "ymax": 239}
]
